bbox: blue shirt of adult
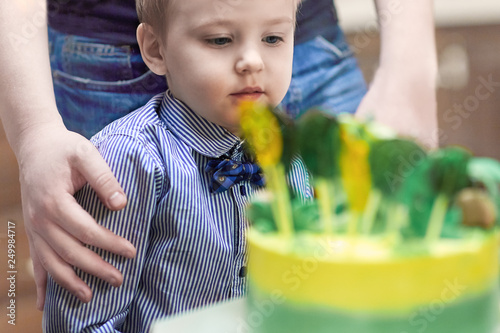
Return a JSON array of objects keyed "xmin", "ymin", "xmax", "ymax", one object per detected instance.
[
  {"xmin": 43, "ymin": 91, "xmax": 313, "ymax": 332},
  {"xmin": 47, "ymin": 0, "xmax": 339, "ymax": 45}
]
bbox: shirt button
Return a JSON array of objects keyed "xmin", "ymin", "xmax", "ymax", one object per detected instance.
[
  {"xmin": 239, "ymin": 266, "xmax": 247, "ymax": 278},
  {"xmin": 218, "ymin": 176, "xmax": 226, "ymax": 182},
  {"xmin": 240, "ymin": 185, "xmax": 247, "ymax": 196},
  {"xmin": 231, "ymin": 164, "xmax": 238, "ymax": 170}
]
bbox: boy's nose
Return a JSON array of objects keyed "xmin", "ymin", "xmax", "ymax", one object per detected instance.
[{"xmin": 235, "ymin": 47, "xmax": 264, "ymax": 74}]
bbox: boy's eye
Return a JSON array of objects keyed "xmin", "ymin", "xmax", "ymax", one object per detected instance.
[
  {"xmin": 263, "ymin": 36, "xmax": 284, "ymax": 45},
  {"xmin": 207, "ymin": 37, "xmax": 232, "ymax": 46}
]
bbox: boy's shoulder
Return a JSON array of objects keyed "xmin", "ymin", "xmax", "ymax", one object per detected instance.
[
  {"xmin": 91, "ymin": 93, "xmax": 167, "ymax": 147},
  {"xmin": 87, "ymin": 92, "xmax": 182, "ymax": 171}
]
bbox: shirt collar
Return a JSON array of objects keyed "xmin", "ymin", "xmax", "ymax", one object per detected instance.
[{"xmin": 159, "ymin": 90, "xmax": 241, "ymax": 158}]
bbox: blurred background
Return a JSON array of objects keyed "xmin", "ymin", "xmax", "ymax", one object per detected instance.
[
  {"xmin": 1, "ymin": 1, "xmax": 500, "ymax": 332},
  {"xmin": 337, "ymin": 0, "xmax": 500, "ymax": 159}
]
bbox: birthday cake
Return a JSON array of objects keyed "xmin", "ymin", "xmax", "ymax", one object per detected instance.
[{"xmin": 239, "ymin": 103, "xmax": 500, "ymax": 333}]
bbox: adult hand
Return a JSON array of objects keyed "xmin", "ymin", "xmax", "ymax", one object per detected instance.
[
  {"xmin": 18, "ymin": 122, "xmax": 136, "ymax": 310},
  {"xmin": 356, "ymin": 67, "xmax": 438, "ymax": 149}
]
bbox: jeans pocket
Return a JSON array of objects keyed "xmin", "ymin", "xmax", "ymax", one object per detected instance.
[
  {"xmin": 52, "ymin": 70, "xmax": 166, "ymax": 138},
  {"xmin": 313, "ymin": 35, "xmax": 353, "ymax": 61},
  {"xmin": 61, "ymin": 44, "xmax": 139, "ymax": 81},
  {"xmin": 49, "ymin": 26, "xmax": 148, "ymax": 81},
  {"xmin": 52, "ymin": 68, "xmax": 165, "ymax": 94}
]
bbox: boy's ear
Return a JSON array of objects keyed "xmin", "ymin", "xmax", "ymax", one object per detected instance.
[{"xmin": 137, "ymin": 23, "xmax": 167, "ymax": 76}]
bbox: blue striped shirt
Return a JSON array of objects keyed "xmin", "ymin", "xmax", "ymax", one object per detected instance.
[{"xmin": 43, "ymin": 91, "xmax": 312, "ymax": 333}]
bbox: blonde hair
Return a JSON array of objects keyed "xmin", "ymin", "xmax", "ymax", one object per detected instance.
[
  {"xmin": 136, "ymin": 0, "xmax": 300, "ymax": 33},
  {"xmin": 136, "ymin": 0, "xmax": 169, "ymax": 34}
]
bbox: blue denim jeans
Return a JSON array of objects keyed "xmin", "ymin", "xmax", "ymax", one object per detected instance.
[
  {"xmin": 48, "ymin": 27, "xmax": 167, "ymax": 138},
  {"xmin": 48, "ymin": 25, "xmax": 366, "ymax": 138},
  {"xmin": 281, "ymin": 26, "xmax": 367, "ymax": 118}
]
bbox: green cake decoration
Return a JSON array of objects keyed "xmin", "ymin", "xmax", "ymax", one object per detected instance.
[
  {"xmin": 364, "ymin": 138, "xmax": 427, "ymax": 240},
  {"xmin": 369, "ymin": 138, "xmax": 426, "ymax": 197},
  {"xmin": 297, "ymin": 109, "xmax": 341, "ymax": 234},
  {"xmin": 239, "ymin": 101, "xmax": 499, "ymax": 242},
  {"xmin": 424, "ymin": 147, "xmax": 472, "ymax": 242},
  {"xmin": 247, "ymin": 193, "xmax": 323, "ymax": 234}
]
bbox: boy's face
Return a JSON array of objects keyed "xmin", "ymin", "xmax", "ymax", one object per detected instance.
[{"xmin": 159, "ymin": 0, "xmax": 295, "ymax": 135}]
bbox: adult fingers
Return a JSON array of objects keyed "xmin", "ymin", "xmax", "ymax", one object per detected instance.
[
  {"xmin": 32, "ymin": 233, "xmax": 93, "ymax": 303},
  {"xmin": 29, "ymin": 203, "xmax": 133, "ymax": 304},
  {"xmin": 44, "ymin": 223, "xmax": 126, "ymax": 288},
  {"xmin": 55, "ymin": 194, "xmax": 136, "ymax": 259},
  {"xmin": 33, "ymin": 225, "xmax": 132, "ymax": 304}
]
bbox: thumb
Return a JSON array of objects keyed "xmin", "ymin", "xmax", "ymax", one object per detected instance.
[
  {"xmin": 74, "ymin": 140, "xmax": 127, "ymax": 210},
  {"xmin": 33, "ymin": 255, "xmax": 47, "ymax": 311},
  {"xmin": 27, "ymin": 236, "xmax": 48, "ymax": 311},
  {"xmin": 26, "ymin": 232, "xmax": 47, "ymax": 311}
]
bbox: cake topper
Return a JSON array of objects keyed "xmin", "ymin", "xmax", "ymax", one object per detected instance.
[{"xmin": 239, "ymin": 102, "xmax": 498, "ymax": 248}]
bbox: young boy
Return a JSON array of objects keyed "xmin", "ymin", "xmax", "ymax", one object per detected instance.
[{"xmin": 43, "ymin": 0, "xmax": 309, "ymax": 332}]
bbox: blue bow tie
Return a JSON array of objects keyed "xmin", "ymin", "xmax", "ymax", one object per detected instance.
[{"xmin": 205, "ymin": 158, "xmax": 265, "ymax": 193}]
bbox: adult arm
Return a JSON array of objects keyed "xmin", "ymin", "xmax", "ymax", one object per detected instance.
[
  {"xmin": 0, "ymin": 0, "xmax": 135, "ymax": 309},
  {"xmin": 44, "ymin": 135, "xmax": 161, "ymax": 332},
  {"xmin": 356, "ymin": 0, "xmax": 438, "ymax": 148}
]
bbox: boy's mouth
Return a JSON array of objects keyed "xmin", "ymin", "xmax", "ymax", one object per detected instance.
[{"xmin": 231, "ymin": 87, "xmax": 264, "ymax": 101}]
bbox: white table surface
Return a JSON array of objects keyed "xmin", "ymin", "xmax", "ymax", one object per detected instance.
[
  {"xmin": 151, "ymin": 298, "xmax": 500, "ymax": 333},
  {"xmin": 150, "ymin": 298, "xmax": 246, "ymax": 333}
]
